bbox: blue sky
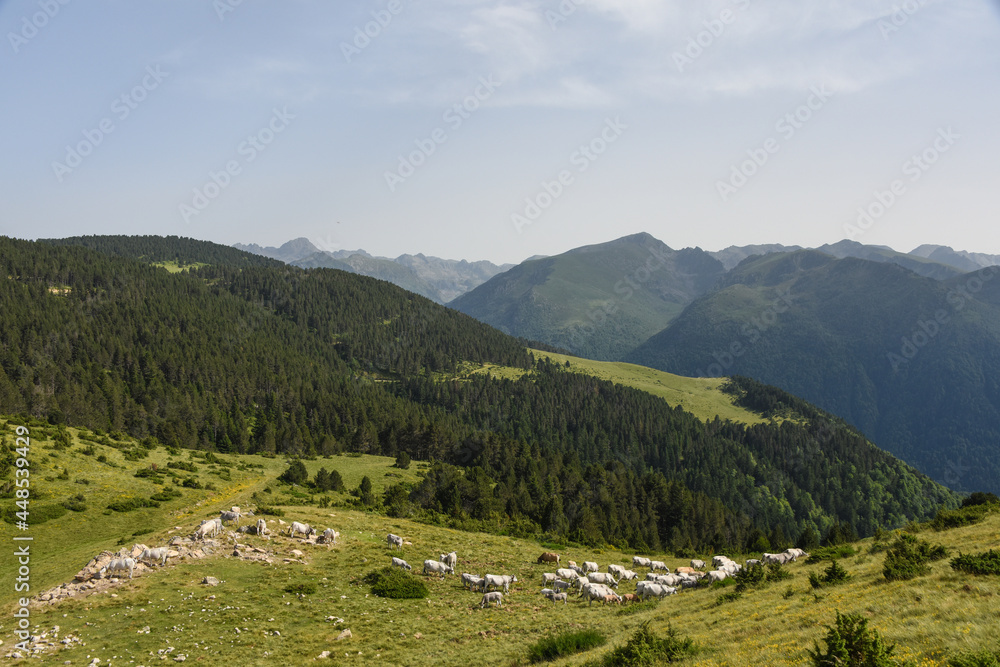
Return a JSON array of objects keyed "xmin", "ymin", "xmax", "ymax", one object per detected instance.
[{"xmin": 1, "ymin": 0, "xmax": 997, "ymax": 264}]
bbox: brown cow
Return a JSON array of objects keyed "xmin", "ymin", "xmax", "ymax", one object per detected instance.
[
  {"xmin": 602, "ymin": 594, "xmax": 621, "ymax": 606},
  {"xmin": 621, "ymin": 593, "xmax": 638, "ymax": 604},
  {"xmin": 537, "ymin": 552, "xmax": 560, "ymax": 564},
  {"xmin": 675, "ymin": 566, "xmax": 697, "ymax": 575}
]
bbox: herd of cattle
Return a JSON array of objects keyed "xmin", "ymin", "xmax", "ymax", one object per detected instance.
[{"xmin": 96, "ymin": 506, "xmax": 808, "ymax": 613}]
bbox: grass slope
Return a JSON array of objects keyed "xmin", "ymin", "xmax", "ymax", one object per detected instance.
[{"xmin": 3, "ymin": 423, "xmax": 998, "ymax": 666}]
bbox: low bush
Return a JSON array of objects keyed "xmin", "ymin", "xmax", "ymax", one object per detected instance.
[
  {"xmin": 107, "ymin": 497, "xmax": 159, "ymax": 512},
  {"xmin": 256, "ymin": 505, "xmax": 285, "ymax": 516},
  {"xmin": 883, "ymin": 534, "xmax": 948, "ymax": 582},
  {"xmin": 284, "ymin": 582, "xmax": 318, "ymax": 596},
  {"xmin": 364, "ymin": 567, "xmax": 429, "ymax": 599},
  {"xmin": 2, "ymin": 503, "xmax": 67, "ymax": 525},
  {"xmin": 150, "ymin": 488, "xmax": 182, "ymax": 502},
  {"xmin": 809, "ymin": 611, "xmax": 896, "ymax": 667},
  {"xmin": 949, "ymin": 648, "xmax": 1000, "ymax": 666},
  {"xmin": 62, "ymin": 494, "xmax": 87, "ymax": 512},
  {"xmin": 950, "ymin": 550, "xmax": 1000, "ymax": 576},
  {"xmin": 616, "ymin": 600, "xmax": 659, "ymax": 616},
  {"xmin": 167, "ymin": 460, "xmax": 198, "ymax": 473},
  {"xmin": 527, "ymin": 629, "xmax": 606, "ymax": 663},
  {"xmin": 932, "ymin": 505, "xmax": 990, "ymax": 531},
  {"xmin": 811, "ymin": 560, "xmax": 851, "ymax": 588},
  {"xmin": 806, "ymin": 545, "xmax": 857, "ymax": 564},
  {"xmin": 599, "ymin": 622, "xmax": 697, "ymax": 666}
]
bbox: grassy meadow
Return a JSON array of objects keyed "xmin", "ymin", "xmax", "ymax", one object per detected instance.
[{"xmin": 2, "ymin": 421, "xmax": 999, "ymax": 666}]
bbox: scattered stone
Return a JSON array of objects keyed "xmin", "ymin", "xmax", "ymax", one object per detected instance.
[
  {"xmin": 202, "ymin": 577, "xmax": 220, "ymax": 586},
  {"xmin": 318, "ymin": 650, "xmax": 331, "ymax": 659},
  {"xmin": 414, "ymin": 632, "xmax": 423, "ymax": 639},
  {"xmin": 335, "ymin": 629, "xmax": 352, "ymax": 641}
]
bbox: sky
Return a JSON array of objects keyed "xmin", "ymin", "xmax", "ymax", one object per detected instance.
[{"xmin": 1, "ymin": 0, "xmax": 998, "ymax": 265}]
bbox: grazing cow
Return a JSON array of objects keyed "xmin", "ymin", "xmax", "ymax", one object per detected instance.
[
  {"xmin": 480, "ymin": 592, "xmax": 503, "ymax": 608},
  {"xmin": 541, "ymin": 588, "xmax": 555, "ymax": 597},
  {"xmin": 783, "ymin": 548, "xmax": 807, "ymax": 562},
  {"xmin": 655, "ymin": 574, "xmax": 681, "ymax": 587},
  {"xmin": 556, "ymin": 568, "xmax": 577, "ymax": 581},
  {"xmin": 580, "ymin": 583, "xmax": 618, "ymax": 606},
  {"xmin": 101, "ymin": 557, "xmax": 137, "ymax": 580},
  {"xmin": 391, "ymin": 557, "xmax": 412, "ymax": 571},
  {"xmin": 645, "ymin": 572, "xmax": 660, "ymax": 581},
  {"xmin": 440, "ymin": 551, "xmax": 457, "ymax": 569},
  {"xmin": 553, "ymin": 579, "xmax": 573, "ymax": 593},
  {"xmin": 632, "ymin": 556, "xmax": 651, "ymax": 568},
  {"xmin": 484, "ymin": 574, "xmax": 517, "ymax": 593},
  {"xmin": 423, "ymin": 560, "xmax": 453, "ymax": 577},
  {"xmin": 602, "ymin": 594, "xmax": 621, "ymax": 606},
  {"xmin": 706, "ymin": 570, "xmax": 728, "ymax": 584},
  {"xmin": 621, "ymin": 569, "xmax": 639, "ymax": 581},
  {"xmin": 288, "ymin": 522, "xmax": 316, "ymax": 539},
  {"xmin": 537, "ymin": 552, "xmax": 560, "ymax": 564},
  {"xmin": 650, "ymin": 561, "xmax": 669, "ymax": 572},
  {"xmin": 461, "ymin": 573, "xmax": 482, "ymax": 590},
  {"xmin": 680, "ymin": 578, "xmax": 700, "ymax": 589},
  {"xmin": 321, "ymin": 528, "xmax": 340, "ymax": 545},
  {"xmin": 675, "ymin": 567, "xmax": 697, "ymax": 575},
  {"xmin": 387, "ymin": 534, "xmax": 404, "ymax": 551},
  {"xmin": 570, "ymin": 564, "xmax": 587, "ymax": 577},
  {"xmin": 691, "ymin": 559, "xmax": 706, "ymax": 570},
  {"xmin": 256, "ymin": 518, "xmax": 268, "ymax": 537},
  {"xmin": 194, "ymin": 520, "xmax": 218, "ymax": 540},
  {"xmin": 608, "ymin": 564, "xmax": 626, "ymax": 578},
  {"xmin": 762, "ymin": 553, "xmax": 789, "ymax": 565},
  {"xmin": 586, "ymin": 572, "xmax": 618, "ymax": 588},
  {"xmin": 567, "ymin": 561, "xmax": 578, "ymax": 568},
  {"xmin": 584, "ymin": 561, "xmax": 599, "ymax": 574},
  {"xmin": 541, "ymin": 573, "xmax": 558, "ymax": 586},
  {"xmin": 622, "ymin": 593, "xmax": 639, "ymax": 604},
  {"xmin": 639, "ymin": 583, "xmax": 676, "ymax": 601},
  {"xmin": 220, "ymin": 510, "xmax": 241, "ymax": 527},
  {"xmin": 550, "ymin": 592, "xmax": 568, "ymax": 604},
  {"xmin": 746, "ymin": 559, "xmax": 761, "ymax": 568},
  {"xmin": 139, "ymin": 547, "xmax": 169, "ymax": 567}
]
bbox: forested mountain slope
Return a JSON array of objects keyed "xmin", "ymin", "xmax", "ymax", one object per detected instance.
[
  {"xmin": 627, "ymin": 251, "xmax": 1000, "ymax": 493},
  {"xmin": 0, "ymin": 236, "xmax": 959, "ymax": 551}
]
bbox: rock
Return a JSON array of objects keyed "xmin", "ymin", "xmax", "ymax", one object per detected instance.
[
  {"xmin": 335, "ymin": 629, "xmax": 352, "ymax": 641},
  {"xmin": 318, "ymin": 650, "xmax": 331, "ymax": 659},
  {"xmin": 277, "ymin": 519, "xmax": 286, "ymax": 526},
  {"xmin": 174, "ymin": 656, "xmax": 186, "ymax": 662},
  {"xmin": 201, "ymin": 577, "xmax": 220, "ymax": 586},
  {"xmin": 290, "ymin": 550, "xmax": 304, "ymax": 558},
  {"xmin": 414, "ymin": 632, "xmax": 423, "ymax": 639}
]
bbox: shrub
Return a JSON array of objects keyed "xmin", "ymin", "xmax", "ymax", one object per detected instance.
[
  {"xmin": 363, "ymin": 567, "xmax": 428, "ymax": 599},
  {"xmin": 257, "ymin": 505, "xmax": 285, "ymax": 516},
  {"xmin": 167, "ymin": 460, "xmax": 198, "ymax": 473},
  {"xmin": 2, "ymin": 503, "xmax": 67, "ymax": 525},
  {"xmin": 284, "ymin": 582, "xmax": 318, "ymax": 595},
  {"xmin": 714, "ymin": 590, "xmax": 743, "ymax": 606},
  {"xmin": 279, "ymin": 460, "xmax": 308, "ymax": 486},
  {"xmin": 150, "ymin": 488, "xmax": 182, "ymax": 502},
  {"xmin": 766, "ymin": 562, "xmax": 793, "ymax": 582},
  {"xmin": 811, "ymin": 560, "xmax": 851, "ymax": 588},
  {"xmin": 949, "ymin": 648, "xmax": 1000, "ymax": 667},
  {"xmin": 394, "ymin": 451, "xmax": 411, "ymax": 470},
  {"xmin": 527, "ymin": 629, "xmax": 606, "ymax": 663},
  {"xmin": 961, "ymin": 492, "xmax": 1000, "ymax": 508},
  {"xmin": 62, "ymin": 494, "xmax": 87, "ymax": 512},
  {"xmin": 808, "ymin": 611, "xmax": 897, "ymax": 667},
  {"xmin": 950, "ymin": 550, "xmax": 1000, "ymax": 576},
  {"xmin": 599, "ymin": 622, "xmax": 697, "ymax": 666},
  {"xmin": 883, "ymin": 534, "xmax": 948, "ymax": 581},
  {"xmin": 181, "ymin": 477, "xmax": 202, "ymax": 489},
  {"xmin": 107, "ymin": 497, "xmax": 159, "ymax": 512},
  {"xmin": 932, "ymin": 505, "xmax": 990, "ymax": 531}
]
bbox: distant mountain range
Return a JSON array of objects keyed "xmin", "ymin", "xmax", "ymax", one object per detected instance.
[{"xmin": 233, "ymin": 238, "xmax": 512, "ymax": 303}]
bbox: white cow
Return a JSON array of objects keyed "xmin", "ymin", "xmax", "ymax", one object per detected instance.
[
  {"xmin": 553, "ymin": 579, "xmax": 573, "ymax": 593},
  {"xmin": 712, "ymin": 555, "xmax": 732, "ymax": 569},
  {"xmin": 640, "ymin": 583, "xmax": 677, "ymax": 600},
  {"xmin": 746, "ymin": 559, "xmax": 761, "ymax": 568},
  {"xmin": 706, "ymin": 570, "xmax": 728, "ymax": 584},
  {"xmin": 391, "ymin": 557, "xmax": 412, "ymax": 571},
  {"xmin": 580, "ymin": 582, "xmax": 618, "ymax": 606},
  {"xmin": 784, "ymin": 548, "xmax": 807, "ymax": 561},
  {"xmin": 423, "ymin": 560, "xmax": 453, "ymax": 577},
  {"xmin": 288, "ymin": 522, "xmax": 316, "ymax": 539},
  {"xmin": 139, "ymin": 547, "xmax": 169, "ymax": 567},
  {"xmin": 632, "ymin": 556, "xmax": 651, "ymax": 568},
  {"xmin": 462, "ymin": 573, "xmax": 483, "ymax": 590},
  {"xmin": 586, "ymin": 572, "xmax": 618, "ymax": 588},
  {"xmin": 484, "ymin": 574, "xmax": 517, "ymax": 593},
  {"xmin": 321, "ymin": 528, "xmax": 340, "ymax": 545},
  {"xmin": 584, "ymin": 561, "xmax": 599, "ymax": 573},
  {"xmin": 608, "ymin": 563, "xmax": 626, "ymax": 578},
  {"xmin": 556, "ymin": 568, "xmax": 578, "ymax": 581},
  {"xmin": 620, "ymin": 569, "xmax": 639, "ymax": 581},
  {"xmin": 691, "ymin": 559, "xmax": 706, "ymax": 570},
  {"xmin": 440, "ymin": 551, "xmax": 457, "ymax": 569},
  {"xmin": 219, "ymin": 510, "xmax": 241, "ymax": 527},
  {"xmin": 541, "ymin": 573, "xmax": 558, "ymax": 586},
  {"xmin": 387, "ymin": 534, "xmax": 404, "ymax": 550},
  {"xmin": 650, "ymin": 560, "xmax": 669, "ymax": 572},
  {"xmin": 256, "ymin": 518, "xmax": 268, "ymax": 537},
  {"xmin": 101, "ymin": 557, "xmax": 137, "ymax": 580},
  {"xmin": 480, "ymin": 592, "xmax": 502, "ymax": 608},
  {"xmin": 762, "ymin": 552, "xmax": 791, "ymax": 565},
  {"xmin": 550, "ymin": 592, "xmax": 568, "ymax": 604}
]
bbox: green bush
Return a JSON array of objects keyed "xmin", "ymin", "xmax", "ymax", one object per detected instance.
[
  {"xmin": 883, "ymin": 534, "xmax": 948, "ymax": 581},
  {"xmin": 167, "ymin": 460, "xmax": 198, "ymax": 473},
  {"xmin": 2, "ymin": 503, "xmax": 67, "ymax": 525},
  {"xmin": 807, "ymin": 545, "xmax": 857, "ymax": 564},
  {"xmin": 284, "ymin": 582, "xmax": 318, "ymax": 595},
  {"xmin": 62, "ymin": 494, "xmax": 87, "ymax": 512},
  {"xmin": 181, "ymin": 477, "xmax": 202, "ymax": 489},
  {"xmin": 363, "ymin": 567, "xmax": 429, "ymax": 599},
  {"xmin": 527, "ymin": 629, "xmax": 606, "ymax": 663},
  {"xmin": 932, "ymin": 505, "xmax": 990, "ymax": 531},
  {"xmin": 809, "ymin": 611, "xmax": 897, "ymax": 667},
  {"xmin": 950, "ymin": 550, "xmax": 1000, "ymax": 576},
  {"xmin": 949, "ymin": 648, "xmax": 1000, "ymax": 666},
  {"xmin": 150, "ymin": 488, "xmax": 182, "ymax": 502},
  {"xmin": 257, "ymin": 505, "xmax": 285, "ymax": 516},
  {"xmin": 600, "ymin": 622, "xmax": 697, "ymax": 666},
  {"xmin": 279, "ymin": 460, "xmax": 308, "ymax": 486},
  {"xmin": 394, "ymin": 451, "xmax": 411, "ymax": 470},
  {"xmin": 714, "ymin": 590, "xmax": 743, "ymax": 606},
  {"xmin": 811, "ymin": 560, "xmax": 851, "ymax": 588},
  {"xmin": 107, "ymin": 497, "xmax": 159, "ymax": 512},
  {"xmin": 960, "ymin": 492, "xmax": 999, "ymax": 508}
]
